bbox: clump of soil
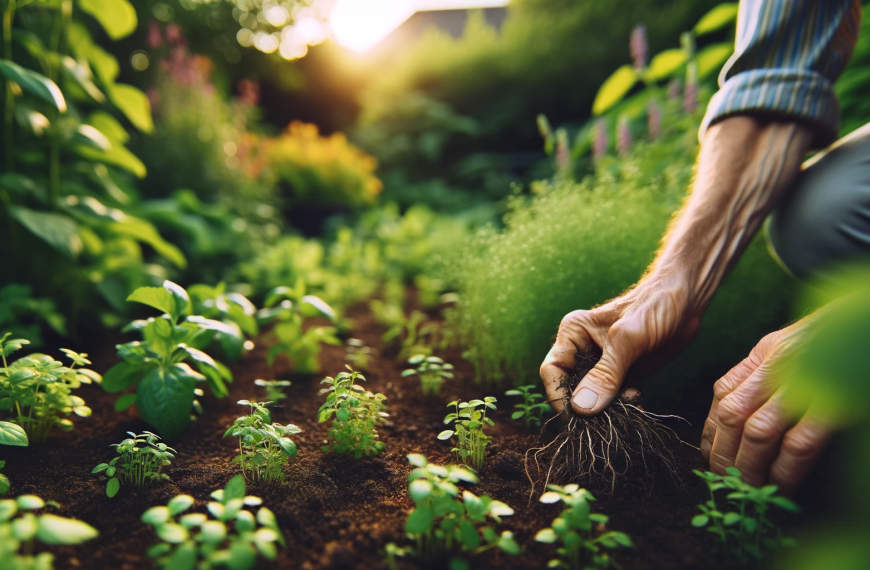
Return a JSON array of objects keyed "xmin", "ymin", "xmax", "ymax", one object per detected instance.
[{"xmin": 526, "ymin": 349, "xmax": 686, "ymax": 495}]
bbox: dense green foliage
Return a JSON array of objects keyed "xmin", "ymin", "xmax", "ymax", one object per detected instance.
[
  {"xmin": 224, "ymin": 400, "xmax": 301, "ymax": 484},
  {"xmin": 317, "ymin": 366, "xmax": 388, "ymax": 458},
  {"xmin": 92, "ymin": 431, "xmax": 176, "ymax": 498}
]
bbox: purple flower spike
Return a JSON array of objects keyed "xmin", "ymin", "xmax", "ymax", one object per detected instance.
[
  {"xmin": 630, "ymin": 25, "xmax": 648, "ymax": 71},
  {"xmin": 617, "ymin": 117, "xmax": 632, "ymax": 157},
  {"xmin": 593, "ymin": 120, "xmax": 608, "ymax": 160}
]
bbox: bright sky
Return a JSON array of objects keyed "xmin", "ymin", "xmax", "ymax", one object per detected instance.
[{"xmin": 330, "ymin": 0, "xmax": 511, "ymax": 52}]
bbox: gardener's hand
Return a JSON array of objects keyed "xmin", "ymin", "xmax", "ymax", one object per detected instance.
[
  {"xmin": 701, "ymin": 318, "xmax": 831, "ymax": 495},
  {"xmin": 540, "ymin": 272, "xmax": 703, "ymax": 415}
]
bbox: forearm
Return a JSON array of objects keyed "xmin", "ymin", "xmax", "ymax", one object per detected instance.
[{"xmin": 646, "ymin": 116, "xmax": 812, "ymax": 312}]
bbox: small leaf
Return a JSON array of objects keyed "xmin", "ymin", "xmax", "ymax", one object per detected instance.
[
  {"xmin": 168, "ymin": 495, "xmax": 194, "ymax": 515},
  {"xmin": 592, "ymin": 65, "xmax": 638, "ymax": 115},
  {"xmin": 691, "ymin": 514, "xmax": 709, "ymax": 527},
  {"xmin": 36, "ymin": 514, "xmax": 99, "ymax": 545},
  {"xmin": 141, "ymin": 506, "xmax": 170, "ymax": 526},
  {"xmin": 156, "ymin": 522, "xmax": 188, "ymax": 544},
  {"xmin": 78, "ymin": 0, "xmax": 138, "ymax": 40},
  {"xmin": 106, "ymin": 478, "xmax": 120, "ymax": 498},
  {"xmin": 0, "ymin": 59, "xmax": 66, "ymax": 111},
  {"xmin": 0, "ymin": 421, "xmax": 28, "ymax": 447},
  {"xmin": 114, "ymin": 393, "xmax": 137, "ymax": 411},
  {"xmin": 535, "ymin": 528, "xmax": 558, "ymax": 543},
  {"xmin": 694, "ymin": 3, "xmax": 739, "ymax": 35},
  {"xmin": 16, "ymin": 495, "xmax": 44, "ymax": 510},
  {"xmin": 437, "ymin": 430, "xmax": 454, "ymax": 440}
]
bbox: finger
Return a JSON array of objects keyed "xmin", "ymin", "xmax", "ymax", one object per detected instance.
[
  {"xmin": 570, "ymin": 321, "xmax": 638, "ymax": 415},
  {"xmin": 708, "ymin": 363, "xmax": 779, "ymax": 474},
  {"xmin": 540, "ymin": 311, "xmax": 594, "ymax": 413},
  {"xmin": 769, "ymin": 415, "xmax": 831, "ymax": 496},
  {"xmin": 734, "ymin": 389, "xmax": 790, "ymax": 487},
  {"xmin": 701, "ymin": 357, "xmax": 762, "ymax": 460}
]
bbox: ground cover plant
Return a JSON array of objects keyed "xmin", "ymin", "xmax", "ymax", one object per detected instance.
[
  {"xmin": 402, "ymin": 354, "xmax": 455, "ymax": 397},
  {"xmin": 100, "ymin": 280, "xmax": 239, "ymax": 438},
  {"xmin": 692, "ymin": 467, "xmax": 799, "ymax": 564},
  {"xmin": 438, "ymin": 397, "xmax": 497, "ymax": 472},
  {"xmin": 387, "ymin": 454, "xmax": 520, "ymax": 569},
  {"xmin": 0, "ymin": 493, "xmax": 98, "ymax": 569},
  {"xmin": 224, "ymin": 400, "xmax": 301, "ymax": 483},
  {"xmin": 92, "ymin": 431, "xmax": 176, "ymax": 498},
  {"xmin": 318, "ymin": 366, "xmax": 388, "ymax": 457},
  {"xmin": 505, "ymin": 385, "xmax": 550, "ymax": 427},
  {"xmin": 141, "ymin": 474, "xmax": 284, "ymax": 570},
  {"xmin": 535, "ymin": 484, "xmax": 633, "ymax": 569}
]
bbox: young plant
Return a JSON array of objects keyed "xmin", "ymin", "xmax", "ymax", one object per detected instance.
[
  {"xmin": 401, "ymin": 354, "xmax": 454, "ymax": 397},
  {"xmin": 535, "ymin": 484, "xmax": 632, "ymax": 569},
  {"xmin": 0, "ymin": 334, "xmax": 98, "ymax": 443},
  {"xmin": 318, "ymin": 366, "xmax": 388, "ymax": 458},
  {"xmin": 224, "ymin": 400, "xmax": 301, "ymax": 483},
  {"xmin": 692, "ymin": 467, "xmax": 799, "ymax": 563},
  {"xmin": 142, "ymin": 475, "xmax": 284, "ymax": 570},
  {"xmin": 345, "ymin": 338, "xmax": 375, "ymax": 371},
  {"xmin": 387, "ymin": 454, "xmax": 519, "ymax": 569},
  {"xmin": 254, "ymin": 379, "xmax": 291, "ymax": 404},
  {"xmin": 0, "ymin": 421, "xmax": 28, "ymax": 494},
  {"xmin": 100, "ymin": 280, "xmax": 239, "ymax": 439},
  {"xmin": 187, "ymin": 283, "xmax": 260, "ymax": 362},
  {"xmin": 438, "ymin": 398, "xmax": 496, "ymax": 472},
  {"xmin": 383, "ymin": 310, "xmax": 442, "ymax": 359},
  {"xmin": 258, "ymin": 280, "xmax": 340, "ymax": 373},
  {"xmin": 505, "ymin": 385, "xmax": 551, "ymax": 427},
  {"xmin": 0, "ymin": 494, "xmax": 99, "ymax": 569},
  {"xmin": 92, "ymin": 431, "xmax": 176, "ymax": 498}
]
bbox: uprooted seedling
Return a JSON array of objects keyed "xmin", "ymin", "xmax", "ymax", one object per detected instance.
[{"xmin": 526, "ymin": 349, "xmax": 684, "ymax": 494}]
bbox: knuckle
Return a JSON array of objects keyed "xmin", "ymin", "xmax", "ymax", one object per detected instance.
[
  {"xmin": 717, "ymin": 395, "xmax": 749, "ymax": 429},
  {"xmin": 713, "ymin": 377, "xmax": 735, "ymax": 400},
  {"xmin": 559, "ymin": 310, "xmax": 590, "ymax": 332},
  {"xmin": 781, "ymin": 428, "xmax": 824, "ymax": 459},
  {"xmin": 742, "ymin": 414, "xmax": 778, "ymax": 445}
]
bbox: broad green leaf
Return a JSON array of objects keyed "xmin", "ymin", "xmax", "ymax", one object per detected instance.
[
  {"xmin": 535, "ymin": 528, "xmax": 558, "ymax": 543},
  {"xmin": 0, "ymin": 421, "xmax": 28, "ymax": 447},
  {"xmin": 592, "ymin": 65, "xmax": 638, "ymax": 116},
  {"xmin": 61, "ymin": 56, "xmax": 105, "ymax": 102},
  {"xmin": 136, "ymin": 367, "xmax": 197, "ymax": 439},
  {"xmin": 691, "ymin": 514, "xmax": 709, "ymax": 527},
  {"xmin": 694, "ymin": 3, "xmax": 739, "ymax": 35},
  {"xmin": 199, "ymin": 520, "xmax": 227, "ymax": 544},
  {"xmin": 111, "ymin": 218, "xmax": 186, "ymax": 268},
  {"xmin": 405, "ymin": 506, "xmax": 433, "ymax": 534},
  {"xmin": 168, "ymin": 495, "xmax": 195, "ymax": 515},
  {"xmin": 408, "ymin": 479, "xmax": 433, "ymax": 503},
  {"xmin": 0, "ymin": 474, "xmax": 10, "ymax": 494},
  {"xmin": 458, "ymin": 518, "xmax": 480, "ymax": 550},
  {"xmin": 645, "ymin": 49, "xmax": 688, "ymax": 82},
  {"xmin": 78, "ymin": 0, "xmax": 138, "ymax": 40},
  {"xmin": 155, "ymin": 522, "xmax": 188, "ymax": 544},
  {"xmin": 696, "ymin": 42, "xmax": 733, "ymax": 79},
  {"xmin": 141, "ymin": 506, "xmax": 170, "ymax": 525},
  {"xmin": 497, "ymin": 531, "xmax": 521, "ymax": 555},
  {"xmin": 0, "ymin": 59, "xmax": 66, "ymax": 111},
  {"xmin": 71, "ymin": 124, "xmax": 110, "ymax": 151},
  {"xmin": 36, "ymin": 514, "xmax": 99, "ymax": 545},
  {"xmin": 102, "ymin": 361, "xmax": 143, "ymax": 393},
  {"xmin": 88, "ymin": 111, "xmax": 128, "ymax": 144},
  {"xmin": 163, "ymin": 281, "xmax": 190, "ymax": 314},
  {"xmin": 127, "ymin": 287, "xmax": 176, "ymax": 316},
  {"xmin": 68, "ymin": 22, "xmax": 119, "ymax": 83},
  {"xmin": 75, "ymin": 141, "xmax": 147, "ymax": 178},
  {"xmin": 10, "ymin": 207, "xmax": 81, "ymax": 259},
  {"xmin": 114, "ymin": 393, "xmax": 137, "ymax": 411},
  {"xmin": 227, "ymin": 540, "xmax": 257, "ymax": 570},
  {"xmin": 16, "ymin": 495, "xmax": 44, "ymax": 510},
  {"xmin": 223, "ymin": 475, "xmax": 246, "ymax": 501},
  {"xmin": 11, "ymin": 513, "xmax": 37, "ymax": 540},
  {"xmin": 166, "ymin": 542, "xmax": 196, "ymax": 570},
  {"xmin": 109, "ymin": 83, "xmax": 153, "ymax": 132},
  {"xmin": 106, "ymin": 477, "xmax": 120, "ymax": 497}
]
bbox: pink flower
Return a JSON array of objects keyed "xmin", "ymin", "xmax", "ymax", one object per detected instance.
[
  {"xmin": 165, "ymin": 23, "xmax": 182, "ymax": 45},
  {"xmin": 630, "ymin": 24, "xmax": 648, "ymax": 71},
  {"xmin": 617, "ymin": 117, "xmax": 632, "ymax": 156},
  {"xmin": 147, "ymin": 21, "xmax": 163, "ymax": 49},
  {"xmin": 647, "ymin": 100, "xmax": 660, "ymax": 141},
  {"xmin": 237, "ymin": 79, "xmax": 260, "ymax": 107},
  {"xmin": 667, "ymin": 78, "xmax": 681, "ymax": 101},
  {"xmin": 593, "ymin": 119, "xmax": 608, "ymax": 160},
  {"xmin": 683, "ymin": 62, "xmax": 698, "ymax": 114},
  {"xmin": 555, "ymin": 129, "xmax": 570, "ymax": 173}
]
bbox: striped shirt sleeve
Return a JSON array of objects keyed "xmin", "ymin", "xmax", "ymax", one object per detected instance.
[{"xmin": 700, "ymin": 0, "xmax": 862, "ymax": 149}]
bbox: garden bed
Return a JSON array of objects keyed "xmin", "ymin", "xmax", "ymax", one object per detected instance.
[{"xmin": 2, "ymin": 303, "xmax": 805, "ymax": 570}]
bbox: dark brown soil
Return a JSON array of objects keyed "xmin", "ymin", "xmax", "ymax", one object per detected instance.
[{"xmin": 1, "ymin": 303, "xmax": 814, "ymax": 570}]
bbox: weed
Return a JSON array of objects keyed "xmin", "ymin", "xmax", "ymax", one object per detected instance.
[
  {"xmin": 438, "ymin": 398, "xmax": 496, "ymax": 472},
  {"xmin": 142, "ymin": 475, "xmax": 283, "ymax": 569},
  {"xmin": 0, "ymin": 421, "xmax": 28, "ymax": 495},
  {"xmin": 401, "ymin": 355, "xmax": 454, "ymax": 397},
  {"xmin": 535, "ymin": 484, "xmax": 632, "ymax": 569},
  {"xmin": 92, "ymin": 431, "xmax": 176, "ymax": 498},
  {"xmin": 692, "ymin": 467, "xmax": 799, "ymax": 563},
  {"xmin": 0, "ymin": 494, "xmax": 98, "ymax": 569},
  {"xmin": 224, "ymin": 400, "xmax": 301, "ymax": 483},
  {"xmin": 318, "ymin": 366, "xmax": 388, "ymax": 457},
  {"xmin": 386, "ymin": 454, "xmax": 519, "ymax": 569},
  {"xmin": 346, "ymin": 338, "xmax": 376, "ymax": 371},
  {"xmin": 505, "ymin": 385, "xmax": 550, "ymax": 427}
]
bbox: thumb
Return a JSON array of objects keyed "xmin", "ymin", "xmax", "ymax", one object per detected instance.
[{"xmin": 570, "ymin": 330, "xmax": 634, "ymax": 416}]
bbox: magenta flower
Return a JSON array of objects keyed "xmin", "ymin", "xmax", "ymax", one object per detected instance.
[
  {"xmin": 630, "ymin": 25, "xmax": 648, "ymax": 71},
  {"xmin": 147, "ymin": 21, "xmax": 163, "ymax": 49},
  {"xmin": 667, "ymin": 78, "xmax": 681, "ymax": 101},
  {"xmin": 647, "ymin": 100, "xmax": 661, "ymax": 141},
  {"xmin": 683, "ymin": 63, "xmax": 698, "ymax": 114},
  {"xmin": 616, "ymin": 117, "xmax": 632, "ymax": 156},
  {"xmin": 593, "ymin": 119, "xmax": 608, "ymax": 160}
]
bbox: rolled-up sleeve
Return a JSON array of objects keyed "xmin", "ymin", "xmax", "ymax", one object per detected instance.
[{"xmin": 700, "ymin": 0, "xmax": 862, "ymax": 149}]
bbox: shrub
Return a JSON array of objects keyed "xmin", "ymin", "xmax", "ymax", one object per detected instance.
[
  {"xmin": 0, "ymin": 334, "xmax": 98, "ymax": 443},
  {"xmin": 0, "ymin": 494, "xmax": 99, "ymax": 569},
  {"xmin": 401, "ymin": 355, "xmax": 455, "ymax": 397},
  {"xmin": 505, "ymin": 385, "xmax": 550, "ymax": 427},
  {"xmin": 438, "ymin": 398, "xmax": 496, "ymax": 472},
  {"xmin": 92, "ymin": 431, "xmax": 176, "ymax": 498},
  {"xmin": 318, "ymin": 366, "xmax": 388, "ymax": 457},
  {"xmin": 535, "ymin": 484, "xmax": 632, "ymax": 569},
  {"xmin": 141, "ymin": 475, "xmax": 283, "ymax": 570},
  {"xmin": 224, "ymin": 400, "xmax": 301, "ymax": 483}
]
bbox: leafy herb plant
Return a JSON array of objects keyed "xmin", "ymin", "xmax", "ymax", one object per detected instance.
[
  {"xmin": 387, "ymin": 454, "xmax": 519, "ymax": 570},
  {"xmin": 345, "ymin": 338, "xmax": 375, "ymax": 371},
  {"xmin": 692, "ymin": 467, "xmax": 799, "ymax": 563},
  {"xmin": 438, "ymin": 398, "xmax": 497, "ymax": 472},
  {"xmin": 505, "ymin": 385, "xmax": 550, "ymax": 427},
  {"xmin": 254, "ymin": 379, "xmax": 291, "ymax": 404},
  {"xmin": 401, "ymin": 354, "xmax": 454, "ymax": 397},
  {"xmin": 92, "ymin": 431, "xmax": 176, "ymax": 498},
  {"xmin": 0, "ymin": 493, "xmax": 99, "ymax": 569},
  {"xmin": 535, "ymin": 484, "xmax": 632, "ymax": 569},
  {"xmin": 0, "ymin": 334, "xmax": 98, "ymax": 443},
  {"xmin": 142, "ymin": 475, "xmax": 284, "ymax": 570},
  {"xmin": 0, "ymin": 421, "xmax": 28, "ymax": 494},
  {"xmin": 100, "ymin": 280, "xmax": 239, "ymax": 439},
  {"xmin": 318, "ymin": 366, "xmax": 388, "ymax": 457},
  {"xmin": 224, "ymin": 400, "xmax": 301, "ymax": 483}
]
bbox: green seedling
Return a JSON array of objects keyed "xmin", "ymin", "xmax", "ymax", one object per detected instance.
[
  {"xmin": 224, "ymin": 400, "xmax": 301, "ymax": 483},
  {"xmin": 258, "ymin": 280, "xmax": 340, "ymax": 373},
  {"xmin": 0, "ymin": 421, "xmax": 28, "ymax": 495},
  {"xmin": 345, "ymin": 338, "xmax": 375, "ymax": 371},
  {"xmin": 401, "ymin": 354, "xmax": 454, "ymax": 397},
  {"xmin": 254, "ymin": 379, "xmax": 291, "ymax": 404},
  {"xmin": 505, "ymin": 385, "xmax": 550, "ymax": 427},
  {"xmin": 142, "ymin": 475, "xmax": 284, "ymax": 570},
  {"xmin": 0, "ymin": 493, "xmax": 99, "ymax": 569},
  {"xmin": 535, "ymin": 484, "xmax": 632, "ymax": 569},
  {"xmin": 92, "ymin": 431, "xmax": 176, "ymax": 498},
  {"xmin": 438, "ymin": 398, "xmax": 496, "ymax": 472},
  {"xmin": 0, "ymin": 334, "xmax": 98, "ymax": 443},
  {"xmin": 692, "ymin": 467, "xmax": 799, "ymax": 563},
  {"xmin": 385, "ymin": 454, "xmax": 519, "ymax": 569},
  {"xmin": 100, "ymin": 280, "xmax": 239, "ymax": 439},
  {"xmin": 318, "ymin": 366, "xmax": 388, "ymax": 458},
  {"xmin": 382, "ymin": 309, "xmax": 441, "ymax": 359}
]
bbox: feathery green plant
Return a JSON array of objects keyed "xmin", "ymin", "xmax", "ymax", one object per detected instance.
[
  {"xmin": 438, "ymin": 398, "xmax": 496, "ymax": 471},
  {"xmin": 224, "ymin": 400, "xmax": 301, "ymax": 483},
  {"xmin": 318, "ymin": 366, "xmax": 388, "ymax": 457},
  {"xmin": 92, "ymin": 431, "xmax": 176, "ymax": 498}
]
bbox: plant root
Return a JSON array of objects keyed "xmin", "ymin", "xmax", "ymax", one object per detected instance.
[{"xmin": 525, "ymin": 348, "xmax": 687, "ymax": 499}]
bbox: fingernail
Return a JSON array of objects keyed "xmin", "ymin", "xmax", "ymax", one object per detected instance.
[
  {"xmin": 572, "ymin": 387, "xmax": 599, "ymax": 410},
  {"xmin": 700, "ymin": 438, "xmax": 712, "ymax": 456}
]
